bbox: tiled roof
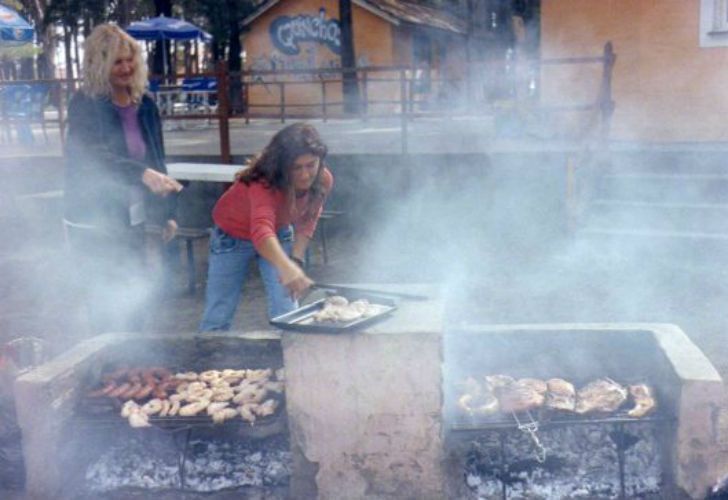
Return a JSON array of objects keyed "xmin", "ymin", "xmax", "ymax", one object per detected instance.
[
  {"xmin": 243, "ymin": 0, "xmax": 466, "ymax": 34},
  {"xmin": 362, "ymin": 0, "xmax": 466, "ymax": 34}
]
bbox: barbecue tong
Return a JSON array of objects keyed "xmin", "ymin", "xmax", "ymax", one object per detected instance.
[{"xmin": 312, "ymin": 283, "xmax": 429, "ymax": 301}]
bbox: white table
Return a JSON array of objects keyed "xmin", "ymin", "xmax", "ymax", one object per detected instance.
[{"xmin": 167, "ymin": 162, "xmax": 239, "ymax": 182}]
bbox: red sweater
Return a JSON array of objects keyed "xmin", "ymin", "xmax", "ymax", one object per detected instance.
[{"xmin": 212, "ymin": 167, "xmax": 334, "ymax": 250}]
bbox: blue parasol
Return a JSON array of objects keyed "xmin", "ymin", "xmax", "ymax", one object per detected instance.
[
  {"xmin": 0, "ymin": 4, "xmax": 33, "ymax": 46},
  {"xmin": 126, "ymin": 15, "xmax": 212, "ymax": 42},
  {"xmin": 126, "ymin": 16, "xmax": 211, "ymax": 79}
]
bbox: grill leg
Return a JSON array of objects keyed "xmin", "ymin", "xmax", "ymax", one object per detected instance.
[
  {"xmin": 615, "ymin": 423, "xmax": 627, "ymax": 500},
  {"xmin": 178, "ymin": 428, "xmax": 193, "ymax": 490},
  {"xmin": 499, "ymin": 431, "xmax": 507, "ymax": 500}
]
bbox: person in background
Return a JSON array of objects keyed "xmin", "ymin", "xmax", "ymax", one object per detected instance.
[
  {"xmin": 199, "ymin": 123, "xmax": 334, "ymax": 331},
  {"xmin": 63, "ymin": 23, "xmax": 183, "ymax": 333}
]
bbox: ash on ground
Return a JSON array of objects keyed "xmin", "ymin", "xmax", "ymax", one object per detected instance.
[
  {"xmin": 462, "ymin": 423, "xmax": 663, "ymax": 499},
  {"xmin": 85, "ymin": 433, "xmax": 291, "ymax": 494}
]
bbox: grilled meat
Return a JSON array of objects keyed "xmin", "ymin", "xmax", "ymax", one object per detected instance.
[
  {"xmin": 212, "ymin": 407, "xmax": 238, "ymax": 424},
  {"xmin": 627, "ymin": 384, "xmax": 656, "ymax": 418},
  {"xmin": 239, "ymin": 403, "xmax": 257, "ymax": 423},
  {"xmin": 455, "ymin": 376, "xmax": 499, "ymax": 416},
  {"xmin": 179, "ymin": 400, "xmax": 210, "ymax": 416},
  {"xmin": 575, "ymin": 378, "xmax": 627, "ymax": 414},
  {"xmin": 254, "ymin": 399, "xmax": 279, "ymax": 417},
  {"xmin": 141, "ymin": 398, "xmax": 163, "ymax": 415},
  {"xmin": 545, "ymin": 378, "xmax": 576, "ymax": 412},
  {"xmin": 128, "ymin": 408, "xmax": 151, "ymax": 428},
  {"xmin": 494, "ymin": 379, "xmax": 545, "ymax": 413},
  {"xmin": 517, "ymin": 378, "xmax": 548, "ymax": 395},
  {"xmin": 457, "ymin": 392, "xmax": 499, "ymax": 416},
  {"xmin": 484, "ymin": 374, "xmax": 515, "ymax": 391}
]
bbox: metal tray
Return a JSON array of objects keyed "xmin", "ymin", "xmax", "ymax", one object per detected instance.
[{"xmin": 269, "ymin": 292, "xmax": 397, "ymax": 333}]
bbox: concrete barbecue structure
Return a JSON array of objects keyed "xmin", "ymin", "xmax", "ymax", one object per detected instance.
[{"xmin": 12, "ymin": 285, "xmax": 726, "ymax": 498}]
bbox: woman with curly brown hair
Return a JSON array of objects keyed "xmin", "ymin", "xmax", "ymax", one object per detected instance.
[{"xmin": 199, "ymin": 123, "xmax": 334, "ymax": 331}]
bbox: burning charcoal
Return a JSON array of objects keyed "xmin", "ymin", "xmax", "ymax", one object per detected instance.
[{"xmin": 461, "ymin": 423, "xmax": 663, "ymax": 499}]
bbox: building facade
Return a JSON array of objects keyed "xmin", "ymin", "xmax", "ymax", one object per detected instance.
[
  {"xmin": 241, "ymin": 0, "xmax": 467, "ymax": 116},
  {"xmin": 542, "ymin": 0, "xmax": 728, "ymax": 142}
]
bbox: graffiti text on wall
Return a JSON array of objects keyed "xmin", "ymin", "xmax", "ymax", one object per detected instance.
[{"xmin": 269, "ymin": 8, "xmax": 341, "ymax": 56}]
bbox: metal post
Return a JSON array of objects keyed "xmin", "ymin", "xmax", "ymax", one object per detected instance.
[
  {"xmin": 362, "ymin": 70, "xmax": 369, "ymax": 121},
  {"xmin": 58, "ymin": 81, "xmax": 66, "ymax": 147},
  {"xmin": 244, "ymin": 75, "xmax": 250, "ymax": 124},
  {"xmin": 321, "ymin": 79, "xmax": 328, "ymax": 122},
  {"xmin": 216, "ymin": 61, "xmax": 232, "ymax": 164},
  {"xmin": 599, "ymin": 41, "xmax": 617, "ymax": 143},
  {"xmin": 280, "ymin": 82, "xmax": 286, "ymax": 123},
  {"xmin": 400, "ymin": 69, "xmax": 408, "ymax": 155}
]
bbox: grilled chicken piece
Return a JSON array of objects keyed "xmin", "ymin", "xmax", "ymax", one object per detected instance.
[
  {"xmin": 484, "ymin": 374, "xmax": 515, "ymax": 392},
  {"xmin": 212, "ymin": 407, "xmax": 238, "ymax": 424},
  {"xmin": 517, "ymin": 378, "xmax": 547, "ymax": 395},
  {"xmin": 545, "ymin": 378, "xmax": 576, "ymax": 412},
  {"xmin": 627, "ymin": 384, "xmax": 656, "ymax": 418},
  {"xmin": 206, "ymin": 401, "xmax": 230, "ymax": 416},
  {"xmin": 455, "ymin": 377, "xmax": 499, "ymax": 416},
  {"xmin": 239, "ymin": 403, "xmax": 257, "ymax": 423},
  {"xmin": 141, "ymin": 398, "xmax": 163, "ymax": 415},
  {"xmin": 128, "ymin": 408, "xmax": 151, "ymax": 428},
  {"xmin": 494, "ymin": 379, "xmax": 545, "ymax": 413},
  {"xmin": 179, "ymin": 400, "xmax": 210, "ymax": 416},
  {"xmin": 458, "ymin": 392, "xmax": 500, "ymax": 416},
  {"xmin": 254, "ymin": 399, "xmax": 279, "ymax": 417},
  {"xmin": 575, "ymin": 378, "xmax": 627, "ymax": 414}
]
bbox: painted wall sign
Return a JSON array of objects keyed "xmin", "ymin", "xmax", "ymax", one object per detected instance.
[{"xmin": 269, "ymin": 8, "xmax": 341, "ymax": 55}]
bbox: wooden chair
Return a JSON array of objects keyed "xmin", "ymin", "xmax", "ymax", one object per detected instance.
[{"xmin": 146, "ymin": 225, "xmax": 211, "ymax": 294}]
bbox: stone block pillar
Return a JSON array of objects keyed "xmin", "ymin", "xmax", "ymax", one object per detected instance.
[{"xmin": 282, "ymin": 287, "xmax": 444, "ymax": 499}]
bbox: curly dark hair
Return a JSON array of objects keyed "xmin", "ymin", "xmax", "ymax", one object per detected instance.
[{"xmin": 236, "ymin": 123, "xmax": 328, "ymax": 201}]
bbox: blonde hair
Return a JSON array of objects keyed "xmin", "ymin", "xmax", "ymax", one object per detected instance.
[{"xmin": 82, "ymin": 24, "xmax": 147, "ymax": 102}]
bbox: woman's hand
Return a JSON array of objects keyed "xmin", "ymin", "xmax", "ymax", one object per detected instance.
[
  {"xmin": 142, "ymin": 168, "xmax": 183, "ymax": 196},
  {"xmin": 162, "ymin": 219, "xmax": 178, "ymax": 243},
  {"xmin": 279, "ymin": 260, "xmax": 313, "ymax": 300}
]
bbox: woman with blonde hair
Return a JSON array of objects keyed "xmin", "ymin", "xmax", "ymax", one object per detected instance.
[{"xmin": 64, "ymin": 23, "xmax": 182, "ymax": 332}]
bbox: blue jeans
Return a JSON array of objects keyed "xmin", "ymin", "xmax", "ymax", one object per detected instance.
[{"xmin": 199, "ymin": 225, "xmax": 297, "ymax": 331}]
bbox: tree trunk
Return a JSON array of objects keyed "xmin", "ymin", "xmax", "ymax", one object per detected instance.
[
  {"xmin": 118, "ymin": 0, "xmax": 131, "ymax": 26},
  {"xmin": 153, "ymin": 0, "xmax": 173, "ymax": 81},
  {"xmin": 226, "ymin": 0, "xmax": 244, "ymax": 114},
  {"xmin": 338, "ymin": 0, "xmax": 359, "ymax": 113},
  {"xmin": 63, "ymin": 24, "xmax": 74, "ymax": 83},
  {"xmin": 73, "ymin": 25, "xmax": 82, "ymax": 87}
]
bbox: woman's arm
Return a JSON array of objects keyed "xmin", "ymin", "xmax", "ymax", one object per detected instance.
[
  {"xmin": 256, "ymin": 236, "xmax": 312, "ymax": 299},
  {"xmin": 291, "ymin": 235, "xmax": 311, "ymax": 263}
]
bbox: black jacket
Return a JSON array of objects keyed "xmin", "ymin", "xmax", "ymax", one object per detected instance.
[{"xmin": 64, "ymin": 92, "xmax": 176, "ymax": 229}]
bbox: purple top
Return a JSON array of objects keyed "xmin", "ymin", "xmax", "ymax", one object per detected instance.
[{"xmin": 114, "ymin": 103, "xmax": 147, "ymax": 161}]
